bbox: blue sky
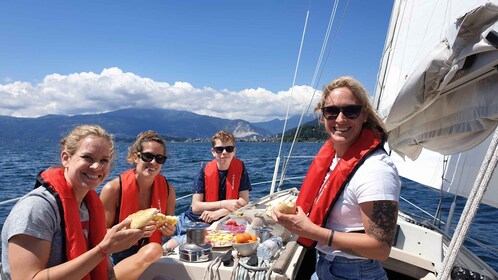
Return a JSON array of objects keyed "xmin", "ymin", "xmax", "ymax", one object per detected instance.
[{"xmin": 0, "ymin": 0, "xmax": 394, "ymax": 122}]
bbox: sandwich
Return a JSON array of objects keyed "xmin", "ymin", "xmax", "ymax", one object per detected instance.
[
  {"xmin": 274, "ymin": 199, "xmax": 297, "ymax": 214},
  {"xmin": 266, "ymin": 198, "xmax": 297, "ymax": 216},
  {"xmin": 127, "ymin": 208, "xmax": 178, "ymax": 229},
  {"xmin": 152, "ymin": 212, "xmax": 179, "ymax": 227}
]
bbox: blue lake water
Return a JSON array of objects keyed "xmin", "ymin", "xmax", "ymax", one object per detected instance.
[{"xmin": 0, "ymin": 140, "xmax": 497, "ymax": 272}]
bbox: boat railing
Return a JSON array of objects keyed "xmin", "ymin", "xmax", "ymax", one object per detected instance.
[{"xmin": 399, "ymin": 194, "xmax": 498, "ymax": 261}]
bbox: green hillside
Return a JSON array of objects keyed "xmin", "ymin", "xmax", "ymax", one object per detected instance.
[{"xmin": 282, "ymin": 119, "xmax": 328, "ymax": 142}]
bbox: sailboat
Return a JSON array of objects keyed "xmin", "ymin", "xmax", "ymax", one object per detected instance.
[
  {"xmin": 373, "ymin": 0, "xmax": 498, "ymax": 279},
  {"xmin": 2, "ymin": 1, "xmax": 497, "ymax": 279},
  {"xmin": 139, "ymin": 1, "xmax": 498, "ymax": 280}
]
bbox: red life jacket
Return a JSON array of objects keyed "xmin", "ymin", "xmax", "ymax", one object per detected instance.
[
  {"xmin": 204, "ymin": 158, "xmax": 243, "ymax": 202},
  {"xmin": 296, "ymin": 128, "xmax": 382, "ymax": 248},
  {"xmin": 39, "ymin": 167, "xmax": 108, "ymax": 280},
  {"xmin": 118, "ymin": 169, "xmax": 169, "ymax": 244}
]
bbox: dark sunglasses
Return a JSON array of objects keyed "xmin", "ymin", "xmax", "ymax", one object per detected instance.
[
  {"xmin": 137, "ymin": 152, "xmax": 167, "ymax": 164},
  {"xmin": 322, "ymin": 105, "xmax": 363, "ymax": 120},
  {"xmin": 212, "ymin": 146, "xmax": 235, "ymax": 154}
]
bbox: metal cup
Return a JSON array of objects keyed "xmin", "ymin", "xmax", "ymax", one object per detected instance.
[
  {"xmin": 185, "ymin": 222, "xmax": 209, "ymax": 245},
  {"xmin": 254, "ymin": 226, "xmax": 272, "ymax": 242}
]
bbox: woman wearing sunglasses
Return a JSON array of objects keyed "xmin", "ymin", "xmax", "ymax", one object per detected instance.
[
  {"xmin": 163, "ymin": 130, "xmax": 251, "ymax": 250},
  {"xmin": 1, "ymin": 125, "xmax": 163, "ymax": 280},
  {"xmin": 100, "ymin": 130, "xmax": 176, "ymax": 265},
  {"xmin": 272, "ymin": 77, "xmax": 400, "ymax": 280}
]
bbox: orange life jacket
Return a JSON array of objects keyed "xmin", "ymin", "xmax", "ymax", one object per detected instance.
[
  {"xmin": 204, "ymin": 158, "xmax": 243, "ymax": 202},
  {"xmin": 38, "ymin": 167, "xmax": 108, "ymax": 280},
  {"xmin": 296, "ymin": 128, "xmax": 382, "ymax": 248},
  {"xmin": 117, "ymin": 169, "xmax": 169, "ymax": 244}
]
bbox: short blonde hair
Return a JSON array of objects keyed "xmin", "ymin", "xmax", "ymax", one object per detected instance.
[
  {"xmin": 60, "ymin": 124, "xmax": 115, "ymax": 161},
  {"xmin": 211, "ymin": 130, "xmax": 235, "ymax": 147}
]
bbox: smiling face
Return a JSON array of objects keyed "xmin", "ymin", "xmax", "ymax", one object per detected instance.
[
  {"xmin": 134, "ymin": 141, "xmax": 166, "ymax": 177},
  {"xmin": 62, "ymin": 135, "xmax": 113, "ymax": 193},
  {"xmin": 322, "ymin": 86, "xmax": 367, "ymax": 156}
]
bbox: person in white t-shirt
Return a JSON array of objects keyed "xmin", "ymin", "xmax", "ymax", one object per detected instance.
[{"xmin": 272, "ymin": 76, "xmax": 401, "ymax": 280}]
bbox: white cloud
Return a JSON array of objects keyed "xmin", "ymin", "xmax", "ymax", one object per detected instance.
[{"xmin": 0, "ymin": 67, "xmax": 320, "ymax": 122}]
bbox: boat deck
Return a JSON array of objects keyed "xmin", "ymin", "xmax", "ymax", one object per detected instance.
[
  {"xmin": 139, "ymin": 237, "xmax": 304, "ymax": 280},
  {"xmin": 139, "ymin": 189, "xmax": 304, "ymax": 280}
]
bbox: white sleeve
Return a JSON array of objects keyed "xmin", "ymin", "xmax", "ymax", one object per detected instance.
[{"xmin": 350, "ymin": 151, "xmax": 401, "ymax": 204}]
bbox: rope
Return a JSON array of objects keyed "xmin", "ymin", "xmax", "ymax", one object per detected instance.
[
  {"xmin": 202, "ymin": 256, "xmax": 223, "ymax": 280},
  {"xmin": 230, "ymin": 258, "xmax": 239, "ymax": 280},
  {"xmin": 437, "ymin": 127, "xmax": 498, "ymax": 280},
  {"xmin": 0, "ymin": 197, "xmax": 21, "ymax": 206},
  {"xmin": 232, "ymin": 256, "xmax": 270, "ymax": 280}
]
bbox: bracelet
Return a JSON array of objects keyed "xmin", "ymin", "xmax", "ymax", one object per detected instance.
[
  {"xmin": 327, "ymin": 230, "xmax": 334, "ymax": 247},
  {"xmin": 97, "ymin": 245, "xmax": 108, "ymax": 257}
]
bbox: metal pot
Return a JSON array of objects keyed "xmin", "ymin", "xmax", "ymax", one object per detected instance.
[
  {"xmin": 179, "ymin": 222, "xmax": 212, "ymax": 262},
  {"xmin": 185, "ymin": 222, "xmax": 209, "ymax": 245},
  {"xmin": 178, "ymin": 243, "xmax": 213, "ymax": 262}
]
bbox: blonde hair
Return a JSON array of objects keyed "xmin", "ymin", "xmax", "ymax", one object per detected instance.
[
  {"xmin": 211, "ymin": 130, "xmax": 236, "ymax": 147},
  {"xmin": 126, "ymin": 130, "xmax": 166, "ymax": 164},
  {"xmin": 315, "ymin": 76, "xmax": 387, "ymax": 141},
  {"xmin": 60, "ymin": 124, "xmax": 115, "ymax": 160}
]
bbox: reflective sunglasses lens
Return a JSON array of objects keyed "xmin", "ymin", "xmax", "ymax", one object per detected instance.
[
  {"xmin": 322, "ymin": 107, "xmax": 340, "ymax": 119},
  {"xmin": 322, "ymin": 105, "xmax": 362, "ymax": 120},
  {"xmin": 139, "ymin": 152, "xmax": 166, "ymax": 164},
  {"xmin": 155, "ymin": 155, "xmax": 167, "ymax": 164},
  {"xmin": 213, "ymin": 146, "xmax": 235, "ymax": 153},
  {"xmin": 342, "ymin": 106, "xmax": 362, "ymax": 119},
  {"xmin": 140, "ymin": 152, "xmax": 154, "ymax": 162}
]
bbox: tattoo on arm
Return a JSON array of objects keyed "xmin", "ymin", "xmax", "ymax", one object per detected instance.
[{"xmin": 368, "ymin": 201, "xmax": 397, "ymax": 246}]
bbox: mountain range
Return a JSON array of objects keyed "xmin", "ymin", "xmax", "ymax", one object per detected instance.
[{"xmin": 0, "ymin": 108, "xmax": 315, "ymax": 142}]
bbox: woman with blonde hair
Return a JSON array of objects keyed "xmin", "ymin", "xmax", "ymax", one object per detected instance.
[
  {"xmin": 1, "ymin": 124, "xmax": 162, "ymax": 280},
  {"xmin": 272, "ymin": 77, "xmax": 400, "ymax": 279}
]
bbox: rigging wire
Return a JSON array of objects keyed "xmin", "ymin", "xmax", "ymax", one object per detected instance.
[
  {"xmin": 278, "ymin": 0, "xmax": 350, "ymax": 191},
  {"xmin": 439, "ymin": 127, "xmax": 498, "ymax": 280},
  {"xmin": 270, "ymin": 0, "xmax": 312, "ymax": 194},
  {"xmin": 433, "ymin": 155, "xmax": 449, "ymax": 227}
]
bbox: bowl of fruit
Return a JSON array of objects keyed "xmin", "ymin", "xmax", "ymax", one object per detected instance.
[
  {"xmin": 232, "ymin": 233, "xmax": 259, "ymax": 256},
  {"xmin": 220, "ymin": 218, "xmax": 247, "ymax": 233}
]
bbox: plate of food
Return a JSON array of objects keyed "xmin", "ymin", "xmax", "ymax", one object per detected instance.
[
  {"xmin": 220, "ymin": 218, "xmax": 247, "ymax": 233},
  {"xmin": 205, "ymin": 230, "xmax": 236, "ymax": 248}
]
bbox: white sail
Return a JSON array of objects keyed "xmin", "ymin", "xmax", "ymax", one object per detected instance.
[{"xmin": 375, "ymin": 0, "xmax": 498, "ymax": 208}]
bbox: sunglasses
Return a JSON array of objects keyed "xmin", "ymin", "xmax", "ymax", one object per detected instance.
[
  {"xmin": 137, "ymin": 152, "xmax": 167, "ymax": 164},
  {"xmin": 212, "ymin": 146, "xmax": 235, "ymax": 154},
  {"xmin": 322, "ymin": 105, "xmax": 363, "ymax": 120}
]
